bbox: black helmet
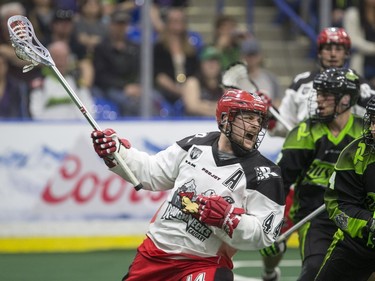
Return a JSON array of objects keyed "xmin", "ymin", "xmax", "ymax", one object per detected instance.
[
  {"xmin": 310, "ymin": 67, "xmax": 360, "ymax": 123},
  {"xmin": 363, "ymin": 97, "xmax": 375, "ymax": 147}
]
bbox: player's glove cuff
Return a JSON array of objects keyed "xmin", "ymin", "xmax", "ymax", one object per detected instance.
[
  {"xmin": 259, "ymin": 240, "xmax": 286, "ymax": 257},
  {"xmin": 365, "ymin": 216, "xmax": 375, "ymax": 248}
]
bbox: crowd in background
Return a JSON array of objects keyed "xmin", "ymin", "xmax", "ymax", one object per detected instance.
[{"xmin": 0, "ymin": 0, "xmax": 374, "ymax": 120}]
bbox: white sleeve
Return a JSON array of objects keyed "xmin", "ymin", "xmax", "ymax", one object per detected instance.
[
  {"xmin": 110, "ymin": 143, "xmax": 186, "ymax": 191},
  {"xmin": 269, "ymin": 87, "xmax": 299, "ymax": 137}
]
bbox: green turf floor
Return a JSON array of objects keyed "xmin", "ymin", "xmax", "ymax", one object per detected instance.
[{"xmin": 0, "ymin": 248, "xmax": 301, "ymax": 281}]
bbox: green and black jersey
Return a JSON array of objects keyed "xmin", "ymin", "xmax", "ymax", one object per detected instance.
[
  {"xmin": 278, "ymin": 114, "xmax": 363, "ymax": 223},
  {"xmin": 325, "ymin": 137, "xmax": 375, "ymax": 249}
]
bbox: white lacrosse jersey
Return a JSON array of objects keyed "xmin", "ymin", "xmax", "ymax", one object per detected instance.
[
  {"xmin": 271, "ymin": 70, "xmax": 375, "ymax": 137},
  {"xmin": 111, "ymin": 131, "xmax": 285, "ymax": 259}
]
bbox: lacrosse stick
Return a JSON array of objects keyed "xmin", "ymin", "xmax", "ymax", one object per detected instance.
[
  {"xmin": 222, "ymin": 62, "xmax": 293, "ymax": 131},
  {"xmin": 8, "ymin": 15, "xmax": 143, "ymax": 191},
  {"xmin": 276, "ymin": 204, "xmax": 326, "ymax": 243}
]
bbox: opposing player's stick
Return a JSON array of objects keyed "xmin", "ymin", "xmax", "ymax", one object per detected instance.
[
  {"xmin": 276, "ymin": 204, "xmax": 326, "ymax": 243},
  {"xmin": 221, "ymin": 62, "xmax": 293, "ymax": 131},
  {"xmin": 7, "ymin": 15, "xmax": 143, "ymax": 191}
]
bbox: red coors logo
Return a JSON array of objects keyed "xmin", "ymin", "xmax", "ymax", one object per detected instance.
[{"xmin": 42, "ymin": 155, "xmax": 166, "ymax": 204}]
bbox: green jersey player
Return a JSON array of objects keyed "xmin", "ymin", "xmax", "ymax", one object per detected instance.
[
  {"xmin": 315, "ymin": 97, "xmax": 375, "ymax": 281},
  {"xmin": 271, "ymin": 67, "xmax": 363, "ymax": 281}
]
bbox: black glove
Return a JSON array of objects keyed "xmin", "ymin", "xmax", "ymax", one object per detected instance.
[{"xmin": 259, "ymin": 240, "xmax": 286, "ymax": 257}]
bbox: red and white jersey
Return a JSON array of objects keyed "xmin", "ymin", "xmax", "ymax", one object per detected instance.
[{"xmin": 111, "ymin": 131, "xmax": 285, "ymax": 259}]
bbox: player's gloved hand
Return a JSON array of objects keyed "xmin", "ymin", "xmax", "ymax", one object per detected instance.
[
  {"xmin": 256, "ymin": 91, "xmax": 277, "ymax": 130},
  {"xmin": 366, "ymin": 217, "xmax": 375, "ymax": 248},
  {"xmin": 196, "ymin": 195, "xmax": 245, "ymax": 238},
  {"xmin": 259, "ymin": 240, "xmax": 287, "ymax": 257},
  {"xmin": 91, "ymin": 128, "xmax": 131, "ymax": 168},
  {"xmin": 256, "ymin": 90, "xmax": 272, "ymax": 109}
]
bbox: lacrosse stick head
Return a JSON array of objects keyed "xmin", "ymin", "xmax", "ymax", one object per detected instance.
[
  {"xmin": 7, "ymin": 15, "xmax": 54, "ymax": 72},
  {"xmin": 221, "ymin": 61, "xmax": 258, "ymax": 92}
]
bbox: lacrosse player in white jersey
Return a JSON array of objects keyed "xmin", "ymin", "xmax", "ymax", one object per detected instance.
[{"xmin": 91, "ymin": 88, "xmax": 285, "ymax": 281}]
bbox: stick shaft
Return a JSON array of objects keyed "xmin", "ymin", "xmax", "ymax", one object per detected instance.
[
  {"xmin": 51, "ymin": 66, "xmax": 100, "ymax": 129},
  {"xmin": 50, "ymin": 66, "xmax": 143, "ymax": 190},
  {"xmin": 276, "ymin": 204, "xmax": 326, "ymax": 243},
  {"xmin": 269, "ymin": 106, "xmax": 293, "ymax": 132}
]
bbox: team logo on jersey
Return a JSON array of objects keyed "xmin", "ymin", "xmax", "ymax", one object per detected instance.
[
  {"xmin": 162, "ymin": 180, "xmax": 213, "ymax": 241},
  {"xmin": 255, "ymin": 166, "xmax": 279, "ymax": 182},
  {"xmin": 190, "ymin": 146, "xmax": 203, "ymax": 160},
  {"xmin": 334, "ymin": 212, "xmax": 348, "ymax": 230}
]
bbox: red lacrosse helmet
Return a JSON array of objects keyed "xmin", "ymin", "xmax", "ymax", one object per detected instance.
[
  {"xmin": 317, "ymin": 27, "xmax": 351, "ymax": 51},
  {"xmin": 216, "ymin": 88, "xmax": 268, "ymax": 152},
  {"xmin": 216, "ymin": 88, "xmax": 268, "ymax": 127}
]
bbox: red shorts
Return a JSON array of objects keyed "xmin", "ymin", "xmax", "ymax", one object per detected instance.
[{"xmin": 123, "ymin": 237, "xmax": 233, "ymax": 281}]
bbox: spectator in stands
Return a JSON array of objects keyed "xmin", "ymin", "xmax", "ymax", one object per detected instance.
[
  {"xmin": 344, "ymin": 0, "xmax": 375, "ymax": 88},
  {"xmin": 25, "ymin": 0, "xmax": 56, "ymax": 46},
  {"xmin": 29, "ymin": 41, "xmax": 94, "ymax": 120},
  {"xmin": 0, "ymin": 53, "xmax": 29, "ymax": 119},
  {"xmin": 72, "ymin": 0, "xmax": 107, "ymax": 59},
  {"xmin": 46, "ymin": 8, "xmax": 75, "ymax": 44},
  {"xmin": 93, "ymin": 10, "xmax": 141, "ymax": 117},
  {"xmin": 240, "ymin": 38, "xmax": 283, "ymax": 108},
  {"xmin": 181, "ymin": 46, "xmax": 222, "ymax": 116},
  {"xmin": 308, "ymin": 0, "xmax": 357, "ymax": 31},
  {"xmin": 153, "ymin": 7, "xmax": 199, "ymax": 115},
  {"xmin": 212, "ymin": 14, "xmax": 251, "ymax": 71},
  {"xmin": 46, "ymin": 8, "xmax": 94, "ymax": 98},
  {"xmin": 54, "ymin": 0, "xmax": 77, "ymax": 12},
  {"xmin": 0, "ymin": 2, "xmax": 41, "ymax": 85}
]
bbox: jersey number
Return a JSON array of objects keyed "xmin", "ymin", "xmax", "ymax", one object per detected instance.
[{"xmin": 186, "ymin": 272, "xmax": 206, "ymax": 281}]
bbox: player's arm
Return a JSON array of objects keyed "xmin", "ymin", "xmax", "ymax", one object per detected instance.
[
  {"xmin": 268, "ymin": 86, "xmax": 299, "ymax": 137},
  {"xmin": 91, "ymin": 129, "xmax": 186, "ymax": 191},
  {"xmin": 325, "ymin": 141, "xmax": 375, "ymax": 247},
  {"xmin": 230, "ymin": 165, "xmax": 285, "ymax": 250},
  {"xmin": 195, "ymin": 166, "xmax": 285, "ymax": 250},
  {"xmin": 277, "ymin": 122, "xmax": 315, "ymax": 195},
  {"xmin": 357, "ymin": 81, "xmax": 375, "ymax": 108}
]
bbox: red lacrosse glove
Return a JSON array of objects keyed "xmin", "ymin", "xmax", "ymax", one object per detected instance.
[
  {"xmin": 91, "ymin": 129, "xmax": 131, "ymax": 168},
  {"xmin": 256, "ymin": 91, "xmax": 277, "ymax": 130},
  {"xmin": 196, "ymin": 195, "xmax": 245, "ymax": 238},
  {"xmin": 256, "ymin": 90, "xmax": 272, "ymax": 109}
]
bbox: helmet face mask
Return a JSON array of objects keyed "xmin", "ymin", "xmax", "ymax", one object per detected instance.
[
  {"xmin": 216, "ymin": 88, "xmax": 268, "ymax": 155},
  {"xmin": 309, "ymin": 68, "xmax": 360, "ymax": 123},
  {"xmin": 363, "ymin": 97, "xmax": 375, "ymax": 148}
]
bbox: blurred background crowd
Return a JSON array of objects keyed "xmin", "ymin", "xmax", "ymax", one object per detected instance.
[{"xmin": 0, "ymin": 0, "xmax": 373, "ymax": 120}]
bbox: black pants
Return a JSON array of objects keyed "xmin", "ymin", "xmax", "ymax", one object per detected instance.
[
  {"xmin": 296, "ymin": 217, "xmax": 337, "ymax": 281},
  {"xmin": 315, "ymin": 233, "xmax": 375, "ymax": 281}
]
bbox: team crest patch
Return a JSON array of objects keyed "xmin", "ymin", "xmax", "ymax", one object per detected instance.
[
  {"xmin": 190, "ymin": 147, "xmax": 203, "ymax": 160},
  {"xmin": 255, "ymin": 166, "xmax": 278, "ymax": 182},
  {"xmin": 334, "ymin": 212, "xmax": 348, "ymax": 230}
]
